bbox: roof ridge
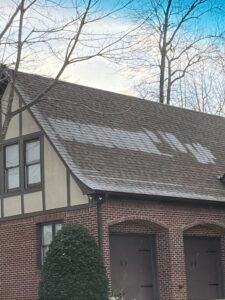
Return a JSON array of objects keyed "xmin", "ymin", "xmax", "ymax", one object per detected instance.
[{"xmin": 16, "ymin": 69, "xmax": 225, "ymax": 121}]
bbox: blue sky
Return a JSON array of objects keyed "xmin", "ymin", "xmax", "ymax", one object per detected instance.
[
  {"xmin": 3, "ymin": 0, "xmax": 225, "ymax": 96},
  {"xmin": 36, "ymin": 0, "xmax": 225, "ymax": 94}
]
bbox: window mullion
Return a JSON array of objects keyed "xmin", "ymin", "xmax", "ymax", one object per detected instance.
[
  {"xmin": 0, "ymin": 146, "xmax": 4, "ymax": 195},
  {"xmin": 20, "ymin": 139, "xmax": 24, "ymax": 191},
  {"xmin": 5, "ymin": 169, "xmax": 8, "ymax": 192},
  {"xmin": 53, "ymin": 223, "xmax": 55, "ymax": 236}
]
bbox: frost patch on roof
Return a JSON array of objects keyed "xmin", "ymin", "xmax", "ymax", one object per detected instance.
[
  {"xmin": 185, "ymin": 143, "xmax": 216, "ymax": 164},
  {"xmin": 158, "ymin": 131, "xmax": 187, "ymax": 153},
  {"xmin": 48, "ymin": 118, "xmax": 216, "ymax": 165}
]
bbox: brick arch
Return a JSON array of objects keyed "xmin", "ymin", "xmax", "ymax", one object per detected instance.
[
  {"xmin": 108, "ymin": 216, "xmax": 168, "ymax": 231},
  {"xmin": 182, "ymin": 220, "xmax": 225, "ymax": 233},
  {"xmin": 107, "ymin": 216, "xmax": 170, "ymax": 300}
]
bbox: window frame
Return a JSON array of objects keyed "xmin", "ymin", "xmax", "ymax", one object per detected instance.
[
  {"xmin": 24, "ymin": 138, "xmax": 41, "ymax": 189},
  {"xmin": 39, "ymin": 221, "xmax": 63, "ymax": 265},
  {"xmin": 4, "ymin": 142, "xmax": 20, "ymax": 192},
  {"xmin": 2, "ymin": 133, "xmax": 43, "ymax": 195}
]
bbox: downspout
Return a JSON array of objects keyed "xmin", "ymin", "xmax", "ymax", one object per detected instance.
[
  {"xmin": 96, "ymin": 193, "xmax": 112, "ymax": 293},
  {"xmin": 96, "ymin": 193, "xmax": 107, "ymax": 251}
]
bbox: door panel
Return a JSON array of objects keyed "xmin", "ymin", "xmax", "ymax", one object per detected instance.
[
  {"xmin": 110, "ymin": 235, "xmax": 157, "ymax": 300},
  {"xmin": 184, "ymin": 237, "xmax": 223, "ymax": 300}
]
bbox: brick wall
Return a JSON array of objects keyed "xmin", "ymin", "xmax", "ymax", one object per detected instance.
[
  {"xmin": 1, "ymin": 198, "xmax": 225, "ymax": 300},
  {"xmin": 0, "ymin": 203, "xmax": 98, "ymax": 300},
  {"xmin": 101, "ymin": 198, "xmax": 225, "ymax": 300}
]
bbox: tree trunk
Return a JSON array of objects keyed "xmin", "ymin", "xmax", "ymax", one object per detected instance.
[
  {"xmin": 159, "ymin": 0, "xmax": 172, "ymax": 104},
  {"xmin": 159, "ymin": 48, "xmax": 166, "ymax": 103},
  {"xmin": 166, "ymin": 59, "xmax": 172, "ymax": 104}
]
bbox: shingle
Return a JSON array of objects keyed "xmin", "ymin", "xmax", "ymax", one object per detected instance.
[{"xmin": 13, "ymin": 71, "xmax": 225, "ymax": 202}]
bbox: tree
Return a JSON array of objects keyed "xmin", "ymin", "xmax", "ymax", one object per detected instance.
[
  {"xmin": 0, "ymin": 0, "xmax": 135, "ymax": 146},
  {"xmin": 173, "ymin": 56, "xmax": 225, "ymax": 115},
  {"xmin": 38, "ymin": 223, "xmax": 108, "ymax": 300},
  {"xmin": 124, "ymin": 0, "xmax": 224, "ymax": 105}
]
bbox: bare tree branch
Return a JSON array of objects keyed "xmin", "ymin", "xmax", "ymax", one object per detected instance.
[
  {"xmin": 123, "ymin": 0, "xmax": 224, "ymax": 106},
  {"xmin": 0, "ymin": 0, "xmax": 135, "ymax": 144}
]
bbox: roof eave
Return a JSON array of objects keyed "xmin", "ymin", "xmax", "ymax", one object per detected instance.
[{"xmin": 90, "ymin": 189, "xmax": 225, "ymax": 207}]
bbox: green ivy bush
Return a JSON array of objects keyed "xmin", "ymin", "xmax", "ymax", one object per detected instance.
[{"xmin": 39, "ymin": 223, "xmax": 108, "ymax": 300}]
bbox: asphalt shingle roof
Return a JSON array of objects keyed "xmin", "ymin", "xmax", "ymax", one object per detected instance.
[{"xmin": 14, "ymin": 71, "xmax": 225, "ymax": 202}]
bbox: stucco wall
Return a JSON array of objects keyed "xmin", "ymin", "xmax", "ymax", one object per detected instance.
[
  {"xmin": 70, "ymin": 175, "xmax": 88, "ymax": 206},
  {"xmin": 22, "ymin": 110, "xmax": 39, "ymax": 135},
  {"xmin": 4, "ymin": 195, "xmax": 21, "ymax": 217},
  {"xmin": 44, "ymin": 137, "xmax": 67, "ymax": 210},
  {"xmin": 24, "ymin": 191, "xmax": 43, "ymax": 214},
  {"xmin": 2, "ymin": 84, "xmax": 20, "ymax": 139}
]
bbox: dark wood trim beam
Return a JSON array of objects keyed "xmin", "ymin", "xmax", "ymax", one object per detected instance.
[{"xmin": 67, "ymin": 169, "xmax": 71, "ymax": 207}]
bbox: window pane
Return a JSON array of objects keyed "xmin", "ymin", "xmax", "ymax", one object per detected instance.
[
  {"xmin": 5, "ymin": 144, "xmax": 19, "ymax": 168},
  {"xmin": 42, "ymin": 246, "xmax": 49, "ymax": 264},
  {"xmin": 55, "ymin": 223, "xmax": 62, "ymax": 233},
  {"xmin": 26, "ymin": 140, "xmax": 40, "ymax": 164},
  {"xmin": 42, "ymin": 224, "xmax": 53, "ymax": 246},
  {"xmin": 27, "ymin": 163, "xmax": 41, "ymax": 185},
  {"xmin": 7, "ymin": 167, "xmax": 19, "ymax": 189}
]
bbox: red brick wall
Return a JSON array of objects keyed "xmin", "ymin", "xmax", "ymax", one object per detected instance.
[
  {"xmin": 101, "ymin": 198, "xmax": 225, "ymax": 300},
  {"xmin": 1, "ymin": 198, "xmax": 225, "ymax": 300},
  {"xmin": 0, "ymin": 203, "xmax": 98, "ymax": 300}
]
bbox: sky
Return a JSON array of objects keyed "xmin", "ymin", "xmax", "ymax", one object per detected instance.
[
  {"xmin": 37, "ymin": 56, "xmax": 135, "ymax": 95},
  {"xmin": 0, "ymin": 0, "xmax": 138, "ymax": 95},
  {"xmin": 2, "ymin": 0, "xmax": 225, "ymax": 98}
]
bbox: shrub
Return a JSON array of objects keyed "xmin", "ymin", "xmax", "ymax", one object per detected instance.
[{"xmin": 39, "ymin": 223, "xmax": 108, "ymax": 300}]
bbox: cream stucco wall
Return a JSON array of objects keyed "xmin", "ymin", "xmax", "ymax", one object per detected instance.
[
  {"xmin": 2, "ymin": 85, "xmax": 20, "ymax": 139},
  {"xmin": 2, "ymin": 84, "xmax": 40, "ymax": 139},
  {"xmin": 24, "ymin": 191, "xmax": 43, "ymax": 213},
  {"xmin": 1, "ymin": 83, "xmax": 11, "ymax": 124},
  {"xmin": 44, "ymin": 138, "xmax": 67, "ymax": 210},
  {"xmin": 22, "ymin": 110, "xmax": 40, "ymax": 135},
  {"xmin": 4, "ymin": 195, "xmax": 21, "ymax": 217},
  {"xmin": 70, "ymin": 175, "xmax": 88, "ymax": 205}
]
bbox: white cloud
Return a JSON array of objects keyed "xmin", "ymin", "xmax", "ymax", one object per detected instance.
[
  {"xmin": 31, "ymin": 54, "xmax": 137, "ymax": 95},
  {"xmin": 1, "ymin": 1, "xmax": 138, "ymax": 96}
]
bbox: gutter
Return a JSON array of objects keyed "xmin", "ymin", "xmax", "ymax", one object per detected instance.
[{"xmin": 95, "ymin": 190, "xmax": 225, "ymax": 207}]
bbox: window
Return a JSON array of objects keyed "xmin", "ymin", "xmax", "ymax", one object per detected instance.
[
  {"xmin": 25, "ymin": 139, "xmax": 41, "ymax": 187},
  {"xmin": 5, "ymin": 143, "xmax": 20, "ymax": 191},
  {"xmin": 3, "ymin": 136, "xmax": 42, "ymax": 193},
  {"xmin": 41, "ymin": 223, "xmax": 62, "ymax": 264}
]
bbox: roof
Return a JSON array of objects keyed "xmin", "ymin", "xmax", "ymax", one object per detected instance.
[{"xmin": 13, "ymin": 71, "xmax": 225, "ymax": 202}]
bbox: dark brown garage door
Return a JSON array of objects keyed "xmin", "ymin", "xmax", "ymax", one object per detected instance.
[
  {"xmin": 110, "ymin": 234, "xmax": 158, "ymax": 300},
  {"xmin": 184, "ymin": 236, "xmax": 223, "ymax": 300}
]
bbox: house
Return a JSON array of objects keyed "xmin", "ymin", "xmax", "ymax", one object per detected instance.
[{"xmin": 0, "ymin": 70, "xmax": 225, "ymax": 300}]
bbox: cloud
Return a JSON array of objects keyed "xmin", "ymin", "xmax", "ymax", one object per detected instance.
[
  {"xmin": 1, "ymin": 0, "xmax": 138, "ymax": 96},
  {"xmin": 35, "ymin": 55, "xmax": 136, "ymax": 96}
]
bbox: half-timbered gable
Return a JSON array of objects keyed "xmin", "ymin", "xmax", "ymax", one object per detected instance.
[{"xmin": 0, "ymin": 79, "xmax": 88, "ymax": 219}]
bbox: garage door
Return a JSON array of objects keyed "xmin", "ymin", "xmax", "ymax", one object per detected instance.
[
  {"xmin": 110, "ymin": 234, "xmax": 158, "ymax": 300},
  {"xmin": 184, "ymin": 237, "xmax": 223, "ymax": 300}
]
